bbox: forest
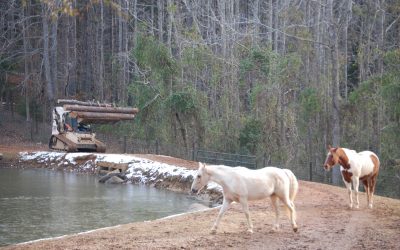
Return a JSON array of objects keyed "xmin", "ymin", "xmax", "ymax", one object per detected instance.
[{"xmin": 1, "ymin": 0, "xmax": 399, "ymax": 185}]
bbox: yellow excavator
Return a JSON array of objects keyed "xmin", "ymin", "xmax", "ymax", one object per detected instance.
[{"xmin": 49, "ymin": 99, "xmax": 138, "ymax": 152}]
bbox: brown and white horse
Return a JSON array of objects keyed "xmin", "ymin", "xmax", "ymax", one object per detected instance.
[{"xmin": 323, "ymin": 146, "xmax": 380, "ymax": 209}]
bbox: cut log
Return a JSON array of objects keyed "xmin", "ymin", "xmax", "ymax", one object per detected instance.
[
  {"xmin": 57, "ymin": 99, "xmax": 113, "ymax": 107},
  {"xmin": 71, "ymin": 111, "xmax": 136, "ymax": 123},
  {"xmin": 64, "ymin": 105, "xmax": 138, "ymax": 114}
]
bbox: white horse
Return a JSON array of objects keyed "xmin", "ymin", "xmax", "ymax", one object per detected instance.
[
  {"xmin": 191, "ymin": 162, "xmax": 299, "ymax": 234},
  {"xmin": 323, "ymin": 146, "xmax": 380, "ymax": 209}
]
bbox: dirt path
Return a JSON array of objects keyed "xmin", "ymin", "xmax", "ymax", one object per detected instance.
[{"xmin": 2, "ymin": 179, "xmax": 399, "ymax": 250}]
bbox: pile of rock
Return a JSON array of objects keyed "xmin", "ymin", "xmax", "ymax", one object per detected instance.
[{"xmin": 98, "ymin": 169, "xmax": 128, "ymax": 184}]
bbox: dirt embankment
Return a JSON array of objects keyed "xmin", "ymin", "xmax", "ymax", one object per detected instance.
[{"xmin": 1, "ymin": 146, "xmax": 400, "ymax": 249}]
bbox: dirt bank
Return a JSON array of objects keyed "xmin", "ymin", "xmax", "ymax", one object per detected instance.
[{"xmin": 1, "ymin": 146, "xmax": 400, "ymax": 249}]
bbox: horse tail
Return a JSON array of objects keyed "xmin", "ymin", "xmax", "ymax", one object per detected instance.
[{"xmin": 283, "ymin": 169, "xmax": 298, "ymax": 202}]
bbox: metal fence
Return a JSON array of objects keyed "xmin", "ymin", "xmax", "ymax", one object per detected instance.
[
  {"xmin": 196, "ymin": 149, "xmax": 257, "ymax": 169},
  {"xmin": 98, "ymin": 135, "xmax": 400, "ymax": 199}
]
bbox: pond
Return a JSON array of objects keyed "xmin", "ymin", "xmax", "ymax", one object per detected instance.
[{"xmin": 0, "ymin": 168, "xmax": 203, "ymax": 246}]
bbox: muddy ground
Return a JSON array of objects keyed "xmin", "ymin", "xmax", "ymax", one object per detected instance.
[{"xmin": 1, "ymin": 145, "xmax": 400, "ymax": 249}]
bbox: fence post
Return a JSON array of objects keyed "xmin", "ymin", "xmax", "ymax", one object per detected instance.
[
  {"xmin": 29, "ymin": 120, "xmax": 34, "ymax": 141},
  {"xmin": 192, "ymin": 141, "xmax": 196, "ymax": 161},
  {"xmin": 156, "ymin": 139, "xmax": 159, "ymax": 155},
  {"xmin": 263, "ymin": 153, "xmax": 266, "ymax": 168},
  {"xmin": 309, "ymin": 162, "xmax": 313, "ymax": 181},
  {"xmin": 123, "ymin": 136, "xmax": 127, "ymax": 153}
]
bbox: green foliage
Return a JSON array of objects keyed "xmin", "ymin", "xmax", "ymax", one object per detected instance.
[
  {"xmin": 0, "ymin": 57, "xmax": 16, "ymax": 73},
  {"xmin": 181, "ymin": 46, "xmax": 210, "ymax": 72},
  {"xmin": 239, "ymin": 119, "xmax": 263, "ymax": 154},
  {"xmin": 129, "ymin": 33, "xmax": 181, "ymax": 140},
  {"xmin": 381, "ymin": 124, "xmax": 400, "ymax": 161},
  {"xmin": 299, "ymin": 88, "xmax": 321, "ymax": 121},
  {"xmin": 165, "ymin": 91, "xmax": 196, "ymax": 114},
  {"xmin": 382, "ymin": 49, "xmax": 400, "ymax": 123},
  {"xmin": 348, "ymin": 79, "xmax": 378, "ymax": 108},
  {"xmin": 381, "ymin": 73, "xmax": 400, "ymax": 121},
  {"xmin": 132, "ymin": 34, "xmax": 177, "ymax": 84},
  {"xmin": 239, "ymin": 47, "xmax": 272, "ymax": 77},
  {"xmin": 126, "ymin": 79, "xmax": 163, "ymax": 140},
  {"xmin": 379, "ymin": 49, "xmax": 400, "ymax": 167}
]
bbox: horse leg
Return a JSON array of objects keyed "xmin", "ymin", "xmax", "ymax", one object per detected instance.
[
  {"xmin": 239, "ymin": 198, "xmax": 253, "ymax": 233},
  {"xmin": 369, "ymin": 174, "xmax": 378, "ymax": 209},
  {"xmin": 362, "ymin": 179, "xmax": 370, "ymax": 208},
  {"xmin": 270, "ymin": 194, "xmax": 280, "ymax": 230},
  {"xmin": 279, "ymin": 196, "xmax": 298, "ymax": 232},
  {"xmin": 211, "ymin": 198, "xmax": 232, "ymax": 234},
  {"xmin": 343, "ymin": 180, "xmax": 353, "ymax": 208},
  {"xmin": 353, "ymin": 178, "xmax": 360, "ymax": 209}
]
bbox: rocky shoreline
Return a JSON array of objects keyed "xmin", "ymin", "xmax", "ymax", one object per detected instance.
[{"xmin": 15, "ymin": 151, "xmax": 223, "ymax": 205}]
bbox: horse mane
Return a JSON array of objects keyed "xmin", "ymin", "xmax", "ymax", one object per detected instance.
[{"xmin": 335, "ymin": 147, "xmax": 351, "ymax": 169}]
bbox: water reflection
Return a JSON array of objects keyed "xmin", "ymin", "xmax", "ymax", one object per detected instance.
[{"xmin": 0, "ymin": 168, "xmax": 202, "ymax": 246}]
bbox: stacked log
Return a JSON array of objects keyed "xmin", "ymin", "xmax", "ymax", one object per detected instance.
[
  {"xmin": 58, "ymin": 99, "xmax": 139, "ymax": 124},
  {"xmin": 70, "ymin": 111, "xmax": 136, "ymax": 123},
  {"xmin": 57, "ymin": 99, "xmax": 113, "ymax": 107},
  {"xmin": 63, "ymin": 105, "xmax": 138, "ymax": 114}
]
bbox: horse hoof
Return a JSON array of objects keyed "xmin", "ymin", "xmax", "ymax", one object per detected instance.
[
  {"xmin": 368, "ymin": 204, "xmax": 373, "ymax": 209},
  {"xmin": 210, "ymin": 229, "xmax": 217, "ymax": 235},
  {"xmin": 247, "ymin": 229, "xmax": 253, "ymax": 234},
  {"xmin": 293, "ymin": 227, "xmax": 298, "ymax": 233}
]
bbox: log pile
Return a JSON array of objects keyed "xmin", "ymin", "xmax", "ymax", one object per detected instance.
[{"xmin": 59, "ymin": 99, "xmax": 139, "ymax": 124}]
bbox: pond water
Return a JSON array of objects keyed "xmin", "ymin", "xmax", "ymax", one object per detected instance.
[{"xmin": 0, "ymin": 168, "xmax": 203, "ymax": 246}]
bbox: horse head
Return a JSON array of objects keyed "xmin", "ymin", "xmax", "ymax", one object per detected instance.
[
  {"xmin": 323, "ymin": 145, "xmax": 340, "ymax": 170},
  {"xmin": 191, "ymin": 162, "xmax": 210, "ymax": 194}
]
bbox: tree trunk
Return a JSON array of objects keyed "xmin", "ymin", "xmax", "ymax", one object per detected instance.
[
  {"xmin": 42, "ymin": 3, "xmax": 55, "ymax": 103},
  {"xmin": 99, "ymin": 0, "xmax": 105, "ymax": 100},
  {"xmin": 329, "ymin": 0, "xmax": 341, "ymax": 185},
  {"xmin": 50, "ymin": 0, "xmax": 59, "ymax": 99},
  {"xmin": 23, "ymin": 3, "xmax": 30, "ymax": 122}
]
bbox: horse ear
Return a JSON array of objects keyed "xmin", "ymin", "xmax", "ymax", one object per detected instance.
[
  {"xmin": 199, "ymin": 162, "xmax": 205, "ymax": 169},
  {"xmin": 328, "ymin": 145, "xmax": 332, "ymax": 150}
]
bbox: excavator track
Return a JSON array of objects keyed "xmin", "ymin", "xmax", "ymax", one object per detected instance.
[
  {"xmin": 49, "ymin": 134, "xmax": 78, "ymax": 152},
  {"xmin": 49, "ymin": 134, "xmax": 106, "ymax": 153},
  {"xmin": 94, "ymin": 139, "xmax": 106, "ymax": 153}
]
